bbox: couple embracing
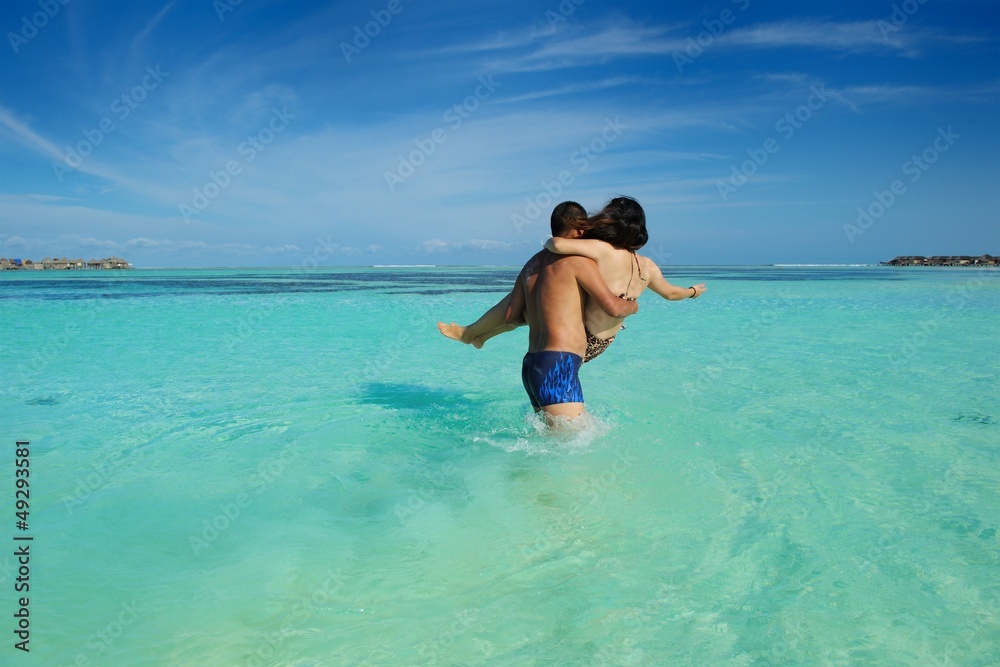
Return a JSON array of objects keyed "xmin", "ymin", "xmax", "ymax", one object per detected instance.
[{"xmin": 439, "ymin": 196, "xmax": 706, "ymax": 425}]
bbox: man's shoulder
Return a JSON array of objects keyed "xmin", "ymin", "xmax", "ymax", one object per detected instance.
[
  {"xmin": 531, "ymin": 251, "xmax": 595, "ymax": 280},
  {"xmin": 521, "ymin": 249, "xmax": 553, "ymax": 275},
  {"xmin": 558, "ymin": 254, "xmax": 598, "ymax": 269},
  {"xmin": 542, "ymin": 254, "xmax": 597, "ymax": 283},
  {"xmin": 539, "ymin": 250, "xmax": 593, "ymax": 264}
]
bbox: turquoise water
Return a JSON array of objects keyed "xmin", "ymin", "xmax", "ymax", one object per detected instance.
[{"xmin": 2, "ymin": 265, "xmax": 998, "ymax": 666}]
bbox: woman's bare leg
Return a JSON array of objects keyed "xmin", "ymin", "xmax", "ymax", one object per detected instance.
[{"xmin": 437, "ymin": 294, "xmax": 516, "ymax": 349}]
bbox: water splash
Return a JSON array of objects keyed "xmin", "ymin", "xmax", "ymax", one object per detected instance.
[{"xmin": 473, "ymin": 410, "xmax": 612, "ymax": 455}]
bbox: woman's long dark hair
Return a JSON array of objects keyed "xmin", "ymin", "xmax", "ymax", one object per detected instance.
[{"xmin": 581, "ymin": 196, "xmax": 648, "ymax": 251}]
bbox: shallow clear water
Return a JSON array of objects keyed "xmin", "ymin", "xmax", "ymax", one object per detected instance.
[{"xmin": 2, "ymin": 265, "xmax": 998, "ymax": 666}]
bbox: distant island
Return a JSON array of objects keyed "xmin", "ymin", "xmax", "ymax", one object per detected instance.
[
  {"xmin": 0, "ymin": 256, "xmax": 133, "ymax": 270},
  {"xmin": 880, "ymin": 254, "xmax": 997, "ymax": 267}
]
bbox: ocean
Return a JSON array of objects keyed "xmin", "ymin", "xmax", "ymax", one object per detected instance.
[{"xmin": 2, "ymin": 265, "xmax": 998, "ymax": 666}]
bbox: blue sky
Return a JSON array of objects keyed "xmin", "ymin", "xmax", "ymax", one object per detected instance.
[{"xmin": 1, "ymin": 0, "xmax": 997, "ymax": 267}]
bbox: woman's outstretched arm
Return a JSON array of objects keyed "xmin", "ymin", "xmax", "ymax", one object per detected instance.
[{"xmin": 645, "ymin": 261, "xmax": 706, "ymax": 300}]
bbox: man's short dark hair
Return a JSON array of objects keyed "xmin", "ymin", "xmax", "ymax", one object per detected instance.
[{"xmin": 550, "ymin": 201, "xmax": 587, "ymax": 236}]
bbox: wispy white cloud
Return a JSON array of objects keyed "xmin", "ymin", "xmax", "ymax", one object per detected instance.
[
  {"xmin": 451, "ymin": 17, "xmax": 982, "ymax": 75},
  {"xmin": 0, "ymin": 230, "xmax": 313, "ymax": 263},
  {"xmin": 623, "ymin": 149, "xmax": 730, "ymax": 164},
  {"xmin": 125, "ymin": 238, "xmax": 209, "ymax": 251},
  {"xmin": 0, "ymin": 105, "xmax": 66, "ymax": 161},
  {"xmin": 127, "ymin": 1, "xmax": 175, "ymax": 63},
  {"xmin": 725, "ymin": 20, "xmax": 899, "ymax": 52},
  {"xmin": 71, "ymin": 235, "xmax": 122, "ymax": 250},
  {"xmin": 0, "ymin": 105, "xmax": 177, "ymax": 200},
  {"xmin": 522, "ymin": 24, "xmax": 679, "ymax": 59},
  {"xmin": 494, "ymin": 77, "xmax": 649, "ymax": 105},
  {"xmin": 419, "ymin": 239, "xmax": 514, "ymax": 253},
  {"xmin": 87, "ymin": 185, "xmax": 118, "ymax": 196},
  {"xmin": 481, "ymin": 22, "xmax": 687, "ymax": 72},
  {"xmin": 829, "ymin": 81, "xmax": 1000, "ymax": 111},
  {"xmin": 20, "ymin": 193, "xmax": 78, "ymax": 202},
  {"xmin": 1, "ymin": 235, "xmax": 27, "ymax": 248},
  {"xmin": 719, "ymin": 19, "xmax": 986, "ymax": 57},
  {"xmin": 434, "ymin": 24, "xmax": 560, "ymax": 54},
  {"xmin": 232, "ymin": 84, "xmax": 299, "ymax": 126},
  {"xmin": 756, "ymin": 72, "xmax": 810, "ymax": 84}
]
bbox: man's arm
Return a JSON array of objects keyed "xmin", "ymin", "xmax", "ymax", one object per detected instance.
[
  {"xmin": 505, "ymin": 251, "xmax": 546, "ymax": 324},
  {"xmin": 574, "ymin": 258, "xmax": 638, "ymax": 318},
  {"xmin": 646, "ymin": 261, "xmax": 706, "ymax": 300},
  {"xmin": 504, "ymin": 269, "xmax": 527, "ymax": 325}
]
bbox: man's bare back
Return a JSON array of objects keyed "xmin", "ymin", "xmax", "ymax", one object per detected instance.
[
  {"xmin": 519, "ymin": 252, "xmax": 592, "ymax": 356},
  {"xmin": 506, "ymin": 250, "xmax": 638, "ymax": 420}
]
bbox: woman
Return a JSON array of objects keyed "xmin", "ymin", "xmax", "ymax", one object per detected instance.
[{"xmin": 544, "ymin": 196, "xmax": 706, "ymax": 361}]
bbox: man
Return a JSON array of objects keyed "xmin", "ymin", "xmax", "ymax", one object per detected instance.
[{"xmin": 504, "ymin": 209, "xmax": 638, "ymax": 421}]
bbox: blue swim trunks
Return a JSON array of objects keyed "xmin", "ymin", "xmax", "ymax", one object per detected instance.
[{"xmin": 521, "ymin": 351, "xmax": 584, "ymax": 409}]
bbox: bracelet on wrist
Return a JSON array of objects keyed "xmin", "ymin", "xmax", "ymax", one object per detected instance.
[{"xmin": 689, "ymin": 286, "xmax": 697, "ymax": 298}]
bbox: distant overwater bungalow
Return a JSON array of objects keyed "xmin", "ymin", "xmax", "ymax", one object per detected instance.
[
  {"xmin": 880, "ymin": 254, "xmax": 998, "ymax": 267},
  {"xmin": 0, "ymin": 256, "xmax": 133, "ymax": 270}
]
